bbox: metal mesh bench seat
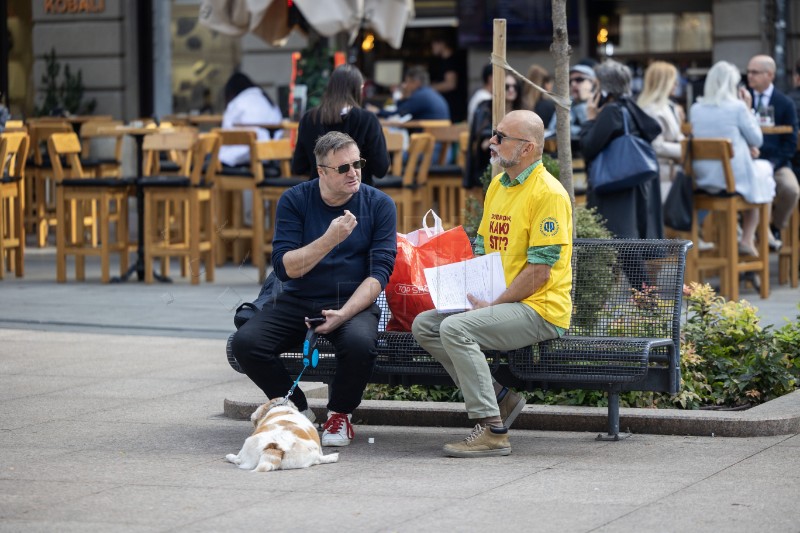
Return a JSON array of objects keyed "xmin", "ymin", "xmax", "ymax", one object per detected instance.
[{"xmin": 239, "ymin": 238, "xmax": 692, "ymax": 439}]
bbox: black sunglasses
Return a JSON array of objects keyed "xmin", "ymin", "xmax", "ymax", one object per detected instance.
[
  {"xmin": 570, "ymin": 77, "xmax": 589, "ymax": 84},
  {"xmin": 505, "ymin": 83, "xmax": 518, "ymax": 90},
  {"xmin": 319, "ymin": 158, "xmax": 366, "ymax": 174},
  {"xmin": 491, "ymin": 129, "xmax": 532, "ymax": 145}
]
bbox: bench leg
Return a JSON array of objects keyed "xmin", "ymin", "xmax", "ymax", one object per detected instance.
[{"xmin": 596, "ymin": 388, "xmax": 631, "ymax": 441}]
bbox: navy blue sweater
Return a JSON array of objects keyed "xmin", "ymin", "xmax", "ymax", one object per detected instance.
[{"xmin": 272, "ymin": 180, "xmax": 397, "ymax": 302}]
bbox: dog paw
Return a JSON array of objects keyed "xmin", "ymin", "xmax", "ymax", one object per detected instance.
[{"xmin": 225, "ymin": 454, "xmax": 240, "ymax": 464}]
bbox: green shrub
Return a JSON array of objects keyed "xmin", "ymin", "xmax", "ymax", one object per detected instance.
[{"xmin": 365, "ymin": 283, "xmax": 800, "ymax": 410}]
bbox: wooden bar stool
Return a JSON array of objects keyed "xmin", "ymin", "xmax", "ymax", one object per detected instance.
[
  {"xmin": 25, "ymin": 120, "xmax": 73, "ymax": 247},
  {"xmin": 252, "ymin": 138, "xmax": 306, "ymax": 282},
  {"xmin": 48, "ymin": 133, "xmax": 130, "ymax": 283},
  {"xmin": 425, "ymin": 123, "xmax": 468, "ymax": 229},
  {"xmin": 0, "ymin": 132, "xmax": 29, "ymax": 279},
  {"xmin": 140, "ymin": 132, "xmax": 218, "ymax": 284},
  {"xmin": 374, "ymin": 132, "xmax": 435, "ymax": 234},
  {"xmin": 683, "ymin": 138, "xmax": 770, "ymax": 301},
  {"xmin": 778, "ymin": 203, "xmax": 799, "ymax": 287},
  {"xmin": 209, "ymin": 128, "xmax": 263, "ymax": 268}
]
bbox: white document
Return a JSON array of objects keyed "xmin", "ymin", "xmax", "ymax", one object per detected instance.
[{"xmin": 424, "ymin": 253, "xmax": 507, "ymax": 313}]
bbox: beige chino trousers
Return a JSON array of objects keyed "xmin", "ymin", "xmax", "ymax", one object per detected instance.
[{"xmin": 412, "ymin": 303, "xmax": 559, "ymax": 419}]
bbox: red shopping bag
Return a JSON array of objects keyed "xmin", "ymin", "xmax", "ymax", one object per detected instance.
[{"xmin": 385, "ymin": 210, "xmax": 474, "ymax": 331}]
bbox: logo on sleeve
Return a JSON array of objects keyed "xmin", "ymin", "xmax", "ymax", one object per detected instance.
[{"xmin": 539, "ymin": 217, "xmax": 559, "ymax": 237}]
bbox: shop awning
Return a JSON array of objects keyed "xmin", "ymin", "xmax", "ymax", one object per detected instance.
[{"xmin": 198, "ymin": 0, "xmax": 414, "ymax": 49}]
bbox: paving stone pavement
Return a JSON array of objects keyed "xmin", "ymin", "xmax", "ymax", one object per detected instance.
[{"xmin": 1, "ymin": 246, "xmax": 799, "ymax": 531}]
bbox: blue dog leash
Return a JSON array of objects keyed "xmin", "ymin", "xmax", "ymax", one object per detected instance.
[{"xmin": 282, "ymin": 327, "xmax": 320, "ymax": 403}]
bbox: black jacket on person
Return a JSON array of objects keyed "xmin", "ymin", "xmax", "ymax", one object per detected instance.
[
  {"xmin": 291, "ymin": 107, "xmax": 390, "ymax": 186},
  {"xmin": 750, "ymin": 88, "xmax": 799, "ymax": 171},
  {"xmin": 579, "ymin": 97, "xmax": 664, "ymax": 242}
]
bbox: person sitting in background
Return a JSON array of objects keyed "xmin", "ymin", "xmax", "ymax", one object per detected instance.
[
  {"xmin": 465, "ymin": 73, "xmax": 525, "ymax": 189},
  {"xmin": 219, "ymin": 72, "xmax": 283, "ymax": 168},
  {"xmin": 292, "ymin": 64, "xmax": 389, "ymax": 186},
  {"xmin": 467, "ymin": 63, "xmax": 493, "ymax": 127},
  {"xmin": 370, "ymin": 66, "xmax": 450, "ymax": 122},
  {"xmin": 746, "ymin": 54, "xmax": 800, "ymax": 249},
  {"xmin": 690, "ymin": 60, "xmax": 776, "ymax": 257},
  {"xmin": 789, "ymin": 59, "xmax": 800, "ymax": 178},
  {"xmin": 637, "ymin": 61, "xmax": 685, "ymax": 198},
  {"xmin": 523, "ymin": 64, "xmax": 556, "ymax": 127}
]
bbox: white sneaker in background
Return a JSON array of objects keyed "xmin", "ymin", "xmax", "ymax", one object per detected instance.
[
  {"xmin": 767, "ymin": 231, "xmax": 783, "ymax": 251},
  {"xmin": 698, "ymin": 239, "xmax": 715, "ymax": 252}
]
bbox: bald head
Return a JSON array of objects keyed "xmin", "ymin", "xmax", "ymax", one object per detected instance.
[
  {"xmin": 748, "ymin": 55, "xmax": 776, "ymax": 92},
  {"xmin": 503, "ymin": 110, "xmax": 545, "ymax": 159}
]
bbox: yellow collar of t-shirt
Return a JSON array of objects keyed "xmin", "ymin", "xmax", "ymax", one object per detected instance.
[{"xmin": 499, "ymin": 160, "xmax": 542, "ymax": 187}]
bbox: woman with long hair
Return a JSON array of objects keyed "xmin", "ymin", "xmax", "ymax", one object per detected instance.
[
  {"xmin": 292, "ymin": 64, "xmax": 389, "ymax": 186},
  {"xmin": 637, "ymin": 61, "xmax": 685, "ymax": 189},
  {"xmin": 522, "ymin": 64, "xmax": 556, "ymax": 126}
]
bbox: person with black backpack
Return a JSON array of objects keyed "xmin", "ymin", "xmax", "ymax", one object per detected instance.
[{"xmin": 229, "ymin": 131, "xmax": 396, "ymax": 448}]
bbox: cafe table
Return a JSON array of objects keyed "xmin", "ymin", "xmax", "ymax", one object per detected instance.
[
  {"xmin": 761, "ymin": 125, "xmax": 794, "ymax": 135},
  {"xmin": 98, "ymin": 124, "xmax": 174, "ymax": 282}
]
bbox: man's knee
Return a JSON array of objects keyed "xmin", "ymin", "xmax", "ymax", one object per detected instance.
[
  {"xmin": 230, "ymin": 325, "xmax": 264, "ymax": 362},
  {"xmin": 411, "ymin": 309, "xmax": 438, "ymax": 340}
]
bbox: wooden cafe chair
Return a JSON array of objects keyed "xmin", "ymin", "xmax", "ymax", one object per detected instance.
[
  {"xmin": 78, "ymin": 119, "xmax": 125, "ymax": 178},
  {"xmin": 209, "ymin": 128, "xmax": 265, "ymax": 267},
  {"xmin": 0, "ymin": 132, "xmax": 29, "ymax": 279},
  {"xmin": 47, "ymin": 132, "xmax": 130, "ymax": 283},
  {"xmin": 425, "ymin": 123, "xmax": 468, "ymax": 229},
  {"xmin": 252, "ymin": 138, "xmax": 306, "ymax": 282},
  {"xmin": 682, "ymin": 138, "xmax": 770, "ymax": 301},
  {"xmin": 25, "ymin": 120, "xmax": 73, "ymax": 247},
  {"xmin": 140, "ymin": 132, "xmax": 217, "ymax": 284},
  {"xmin": 374, "ymin": 132, "xmax": 435, "ymax": 234}
]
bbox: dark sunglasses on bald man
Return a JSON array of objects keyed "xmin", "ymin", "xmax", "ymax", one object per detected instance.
[
  {"xmin": 491, "ymin": 129, "xmax": 532, "ymax": 144},
  {"xmin": 319, "ymin": 158, "xmax": 367, "ymax": 174}
]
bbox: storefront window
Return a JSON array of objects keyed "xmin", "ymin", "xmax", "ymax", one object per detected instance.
[{"xmin": 171, "ymin": 2, "xmax": 240, "ymax": 114}]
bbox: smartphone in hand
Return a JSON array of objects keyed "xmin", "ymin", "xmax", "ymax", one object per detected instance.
[{"xmin": 305, "ymin": 316, "xmax": 326, "ymax": 326}]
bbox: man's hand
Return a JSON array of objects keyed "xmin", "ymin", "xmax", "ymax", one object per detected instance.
[
  {"xmin": 467, "ymin": 294, "xmax": 490, "ymax": 310},
  {"xmin": 312, "ymin": 308, "xmax": 346, "ymax": 335},
  {"xmin": 325, "ymin": 210, "xmax": 358, "ymax": 246}
]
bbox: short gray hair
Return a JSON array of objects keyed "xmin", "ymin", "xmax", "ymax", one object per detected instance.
[
  {"xmin": 314, "ymin": 131, "xmax": 358, "ymax": 165},
  {"xmin": 405, "ymin": 66, "xmax": 430, "ymax": 86},
  {"xmin": 595, "ymin": 59, "xmax": 632, "ymax": 98}
]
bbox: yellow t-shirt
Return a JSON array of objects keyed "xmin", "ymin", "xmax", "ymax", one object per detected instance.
[{"xmin": 477, "ymin": 163, "xmax": 573, "ymax": 328}]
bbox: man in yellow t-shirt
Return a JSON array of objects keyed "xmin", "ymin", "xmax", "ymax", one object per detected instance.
[{"xmin": 412, "ymin": 110, "xmax": 573, "ymax": 458}]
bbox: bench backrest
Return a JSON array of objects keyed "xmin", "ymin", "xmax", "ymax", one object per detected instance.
[{"xmin": 378, "ymin": 238, "xmax": 691, "ymax": 348}]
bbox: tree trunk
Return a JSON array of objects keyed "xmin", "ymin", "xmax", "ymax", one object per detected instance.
[{"xmin": 551, "ymin": 0, "xmax": 576, "ymax": 233}]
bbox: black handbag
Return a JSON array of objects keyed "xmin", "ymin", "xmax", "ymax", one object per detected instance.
[
  {"xmin": 588, "ymin": 107, "xmax": 659, "ymax": 194},
  {"xmin": 663, "ymin": 137, "xmax": 694, "ymax": 232}
]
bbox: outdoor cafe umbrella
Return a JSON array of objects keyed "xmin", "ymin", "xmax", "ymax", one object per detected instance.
[{"xmin": 199, "ymin": 0, "xmax": 414, "ymax": 49}]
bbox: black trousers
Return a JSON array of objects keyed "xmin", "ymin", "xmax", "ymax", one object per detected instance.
[{"xmin": 231, "ymin": 291, "xmax": 380, "ymax": 414}]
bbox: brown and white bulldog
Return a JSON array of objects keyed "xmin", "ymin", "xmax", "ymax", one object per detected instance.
[{"xmin": 226, "ymin": 398, "xmax": 339, "ymax": 472}]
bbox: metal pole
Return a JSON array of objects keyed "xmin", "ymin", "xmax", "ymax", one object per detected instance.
[
  {"xmin": 0, "ymin": 0, "xmax": 9, "ymax": 108},
  {"xmin": 774, "ymin": 0, "xmax": 787, "ymax": 90},
  {"xmin": 152, "ymin": 0, "xmax": 172, "ymax": 119}
]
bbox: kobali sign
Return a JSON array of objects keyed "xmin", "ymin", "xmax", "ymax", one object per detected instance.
[{"xmin": 44, "ymin": 0, "xmax": 105, "ymax": 14}]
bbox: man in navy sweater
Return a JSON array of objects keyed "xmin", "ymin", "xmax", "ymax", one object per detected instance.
[
  {"xmin": 232, "ymin": 132, "xmax": 397, "ymax": 447},
  {"xmin": 747, "ymin": 54, "xmax": 800, "ymax": 246}
]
